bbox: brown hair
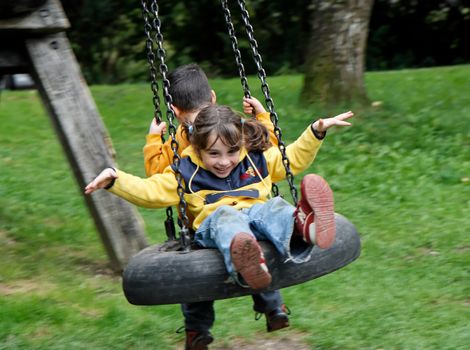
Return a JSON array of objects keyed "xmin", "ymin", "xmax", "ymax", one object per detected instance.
[
  {"xmin": 187, "ymin": 104, "xmax": 271, "ymax": 153},
  {"xmin": 168, "ymin": 63, "xmax": 212, "ymax": 112}
]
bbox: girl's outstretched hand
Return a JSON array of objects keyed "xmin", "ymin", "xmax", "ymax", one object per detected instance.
[
  {"xmin": 243, "ymin": 97, "xmax": 266, "ymax": 116},
  {"xmin": 84, "ymin": 168, "xmax": 118, "ymax": 195},
  {"xmin": 312, "ymin": 111, "xmax": 354, "ymax": 133}
]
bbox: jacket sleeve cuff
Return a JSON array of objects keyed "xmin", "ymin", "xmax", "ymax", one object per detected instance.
[
  {"xmin": 104, "ymin": 167, "xmax": 117, "ymax": 189},
  {"xmin": 310, "ymin": 122, "xmax": 327, "ymax": 140}
]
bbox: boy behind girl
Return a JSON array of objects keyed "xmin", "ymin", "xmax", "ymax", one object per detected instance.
[{"xmin": 142, "ymin": 64, "xmax": 289, "ymax": 350}]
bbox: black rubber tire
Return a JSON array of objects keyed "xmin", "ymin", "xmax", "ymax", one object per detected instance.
[{"xmin": 122, "ymin": 213, "xmax": 361, "ymax": 305}]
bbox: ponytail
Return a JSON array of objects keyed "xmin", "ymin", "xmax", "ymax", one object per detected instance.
[{"xmin": 242, "ymin": 118, "xmax": 271, "ymax": 152}]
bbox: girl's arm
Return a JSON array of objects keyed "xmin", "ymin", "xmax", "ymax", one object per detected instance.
[
  {"xmin": 85, "ymin": 168, "xmax": 117, "ymax": 194},
  {"xmin": 265, "ymin": 111, "xmax": 353, "ymax": 182},
  {"xmin": 85, "ymin": 168, "xmax": 180, "ymax": 208}
]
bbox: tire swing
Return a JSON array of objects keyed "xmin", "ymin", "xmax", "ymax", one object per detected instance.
[{"xmin": 122, "ymin": 0, "xmax": 361, "ymax": 306}]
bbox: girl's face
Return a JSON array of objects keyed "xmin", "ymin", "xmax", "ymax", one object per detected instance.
[{"xmin": 199, "ymin": 132, "xmax": 240, "ymax": 178}]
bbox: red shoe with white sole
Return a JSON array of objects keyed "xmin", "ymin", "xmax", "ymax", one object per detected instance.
[
  {"xmin": 294, "ymin": 174, "xmax": 336, "ymax": 249},
  {"xmin": 230, "ymin": 232, "xmax": 272, "ymax": 290}
]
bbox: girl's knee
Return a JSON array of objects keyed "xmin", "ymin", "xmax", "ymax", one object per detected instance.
[
  {"xmin": 215, "ymin": 205, "xmax": 239, "ymax": 217},
  {"xmin": 268, "ymin": 196, "xmax": 292, "ymax": 212}
]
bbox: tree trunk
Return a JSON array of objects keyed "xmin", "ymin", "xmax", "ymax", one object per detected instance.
[{"xmin": 300, "ymin": 0, "xmax": 374, "ymax": 105}]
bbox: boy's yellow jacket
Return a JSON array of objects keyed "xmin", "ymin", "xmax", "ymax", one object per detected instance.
[
  {"xmin": 143, "ymin": 112, "xmax": 278, "ymax": 176},
  {"xmin": 111, "ymin": 125, "xmax": 322, "ymax": 230}
]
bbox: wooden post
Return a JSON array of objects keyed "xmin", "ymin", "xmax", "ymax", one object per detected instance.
[{"xmin": 0, "ymin": 0, "xmax": 148, "ymax": 271}]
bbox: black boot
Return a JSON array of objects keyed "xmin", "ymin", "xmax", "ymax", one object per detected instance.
[
  {"xmin": 261, "ymin": 304, "xmax": 291, "ymax": 332},
  {"xmin": 185, "ymin": 330, "xmax": 214, "ymax": 350}
]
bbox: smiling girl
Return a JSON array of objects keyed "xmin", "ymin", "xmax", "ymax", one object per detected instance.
[
  {"xmin": 85, "ymin": 102, "xmax": 353, "ymax": 289},
  {"xmin": 85, "ymin": 102, "xmax": 352, "ymax": 348}
]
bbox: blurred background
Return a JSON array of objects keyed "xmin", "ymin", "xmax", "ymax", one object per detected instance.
[
  {"xmin": 1, "ymin": 1, "xmax": 469, "ymax": 349},
  {"xmin": 59, "ymin": 0, "xmax": 470, "ymax": 83}
]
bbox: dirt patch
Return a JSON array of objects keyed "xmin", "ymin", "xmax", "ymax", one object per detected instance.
[
  {"xmin": 212, "ymin": 337, "xmax": 310, "ymax": 350},
  {"xmin": 0, "ymin": 279, "xmax": 54, "ymax": 296},
  {"xmin": 454, "ymin": 245, "xmax": 470, "ymax": 254},
  {"xmin": 176, "ymin": 331, "xmax": 311, "ymax": 350},
  {"xmin": 0, "ymin": 229, "xmax": 16, "ymax": 245},
  {"xmin": 68, "ymin": 251, "xmax": 119, "ymax": 279}
]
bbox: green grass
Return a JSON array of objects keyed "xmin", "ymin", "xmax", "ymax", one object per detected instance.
[{"xmin": 1, "ymin": 65, "xmax": 469, "ymax": 349}]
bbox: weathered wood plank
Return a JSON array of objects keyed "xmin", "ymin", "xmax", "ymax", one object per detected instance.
[
  {"xmin": 0, "ymin": 0, "xmax": 69, "ymax": 33},
  {"xmin": 25, "ymin": 32, "xmax": 148, "ymax": 271}
]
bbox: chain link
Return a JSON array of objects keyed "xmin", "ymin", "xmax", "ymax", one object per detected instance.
[
  {"xmin": 141, "ymin": 0, "xmax": 163, "ymax": 125},
  {"xmin": 237, "ymin": 0, "xmax": 298, "ymax": 204},
  {"xmin": 147, "ymin": 0, "xmax": 191, "ymax": 249},
  {"xmin": 220, "ymin": 0, "xmax": 251, "ymax": 98},
  {"xmin": 141, "ymin": 0, "xmax": 178, "ymax": 241}
]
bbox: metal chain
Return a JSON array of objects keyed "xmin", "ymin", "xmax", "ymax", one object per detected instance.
[
  {"xmin": 148, "ymin": 0, "xmax": 191, "ymax": 249},
  {"xmin": 141, "ymin": 0, "xmax": 176, "ymax": 241},
  {"xmin": 141, "ymin": 0, "xmax": 163, "ymax": 126},
  {"xmin": 237, "ymin": 0, "xmax": 298, "ymax": 204},
  {"xmin": 219, "ymin": 0, "xmax": 280, "ymax": 197},
  {"xmin": 220, "ymin": 0, "xmax": 251, "ymax": 98}
]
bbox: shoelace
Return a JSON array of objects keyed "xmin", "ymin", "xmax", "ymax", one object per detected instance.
[{"xmin": 255, "ymin": 304, "xmax": 291, "ymax": 320}]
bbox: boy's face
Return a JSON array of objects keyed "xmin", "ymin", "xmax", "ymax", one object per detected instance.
[{"xmin": 199, "ymin": 133, "xmax": 240, "ymax": 178}]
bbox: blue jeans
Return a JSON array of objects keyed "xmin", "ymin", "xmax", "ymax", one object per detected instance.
[
  {"xmin": 195, "ymin": 196, "xmax": 315, "ymax": 280},
  {"xmin": 186, "ymin": 197, "xmax": 308, "ymax": 332}
]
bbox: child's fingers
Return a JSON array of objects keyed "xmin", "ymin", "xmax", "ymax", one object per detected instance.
[
  {"xmin": 243, "ymin": 103, "xmax": 254, "ymax": 114},
  {"xmin": 335, "ymin": 111, "xmax": 354, "ymax": 120},
  {"xmin": 84, "ymin": 182, "xmax": 96, "ymax": 194}
]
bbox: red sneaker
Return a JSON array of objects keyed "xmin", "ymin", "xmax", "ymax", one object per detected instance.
[
  {"xmin": 294, "ymin": 174, "xmax": 335, "ymax": 249},
  {"xmin": 230, "ymin": 232, "xmax": 272, "ymax": 290}
]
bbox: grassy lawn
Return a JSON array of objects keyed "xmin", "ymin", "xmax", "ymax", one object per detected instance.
[{"xmin": 1, "ymin": 65, "xmax": 469, "ymax": 349}]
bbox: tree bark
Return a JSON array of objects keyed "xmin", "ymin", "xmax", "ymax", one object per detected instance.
[{"xmin": 300, "ymin": 0, "xmax": 374, "ymax": 105}]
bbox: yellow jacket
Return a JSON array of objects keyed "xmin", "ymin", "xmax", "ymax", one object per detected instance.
[
  {"xmin": 112, "ymin": 126, "xmax": 322, "ymax": 230},
  {"xmin": 143, "ymin": 112, "xmax": 278, "ymax": 176}
]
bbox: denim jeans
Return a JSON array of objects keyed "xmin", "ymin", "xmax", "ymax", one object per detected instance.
[{"xmin": 195, "ymin": 196, "xmax": 315, "ymax": 280}]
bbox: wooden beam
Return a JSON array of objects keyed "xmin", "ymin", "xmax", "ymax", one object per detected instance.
[
  {"xmin": 0, "ymin": 0, "xmax": 69, "ymax": 33},
  {"xmin": 25, "ymin": 32, "xmax": 148, "ymax": 271}
]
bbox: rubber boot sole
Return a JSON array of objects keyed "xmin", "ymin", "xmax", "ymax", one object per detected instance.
[
  {"xmin": 189, "ymin": 334, "xmax": 213, "ymax": 350},
  {"xmin": 230, "ymin": 233, "xmax": 272, "ymax": 290},
  {"xmin": 301, "ymin": 174, "xmax": 335, "ymax": 249}
]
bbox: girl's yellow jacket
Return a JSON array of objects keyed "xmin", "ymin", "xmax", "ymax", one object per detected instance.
[{"xmin": 110, "ymin": 126, "xmax": 323, "ymax": 230}]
